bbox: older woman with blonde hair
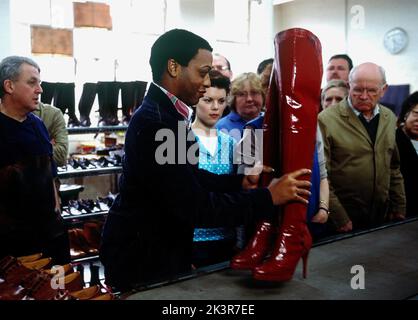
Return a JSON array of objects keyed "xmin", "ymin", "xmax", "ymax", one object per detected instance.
[
  {"xmin": 321, "ymin": 79, "xmax": 349, "ymax": 110},
  {"xmin": 216, "ymin": 72, "xmax": 265, "ymax": 142}
]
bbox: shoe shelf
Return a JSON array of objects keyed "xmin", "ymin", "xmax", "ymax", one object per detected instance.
[
  {"xmin": 63, "ymin": 211, "xmax": 108, "ymax": 221},
  {"xmin": 67, "ymin": 125, "xmax": 128, "ymax": 135},
  {"xmin": 71, "ymin": 255, "xmax": 100, "ymax": 264},
  {"xmin": 61, "ymin": 124, "xmax": 122, "ymax": 268},
  {"xmin": 58, "ymin": 166, "xmax": 122, "ymax": 179}
]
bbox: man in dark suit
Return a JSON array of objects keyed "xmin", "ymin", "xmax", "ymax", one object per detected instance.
[{"xmin": 100, "ymin": 29, "xmax": 312, "ymax": 292}]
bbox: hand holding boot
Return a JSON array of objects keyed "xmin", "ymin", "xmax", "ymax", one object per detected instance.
[{"xmin": 267, "ymin": 168, "xmax": 311, "ymax": 206}]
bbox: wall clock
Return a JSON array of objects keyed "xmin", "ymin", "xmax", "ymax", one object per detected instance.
[{"xmin": 383, "ymin": 27, "xmax": 408, "ymax": 54}]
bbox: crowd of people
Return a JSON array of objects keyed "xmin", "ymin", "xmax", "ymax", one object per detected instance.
[{"xmin": 0, "ymin": 27, "xmax": 417, "ymax": 294}]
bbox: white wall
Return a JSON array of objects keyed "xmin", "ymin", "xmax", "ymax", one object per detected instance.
[
  {"xmin": 3, "ymin": 0, "xmax": 417, "ymax": 92},
  {"xmin": 1, "ymin": 0, "xmax": 275, "ymax": 83},
  {"xmin": 171, "ymin": 0, "xmax": 275, "ymax": 78},
  {"xmin": 274, "ymin": 0, "xmax": 418, "ymax": 91},
  {"xmin": 0, "ymin": 0, "xmax": 277, "ymax": 125},
  {"xmin": 346, "ymin": 0, "xmax": 418, "ymax": 91},
  {"xmin": 0, "ymin": 0, "xmax": 11, "ymax": 57}
]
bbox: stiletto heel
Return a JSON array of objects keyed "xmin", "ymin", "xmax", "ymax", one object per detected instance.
[
  {"xmin": 253, "ymin": 223, "xmax": 312, "ymax": 282},
  {"xmin": 302, "ymin": 251, "xmax": 309, "ymax": 279}
]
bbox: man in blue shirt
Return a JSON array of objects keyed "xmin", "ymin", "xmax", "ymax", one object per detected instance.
[{"xmin": 0, "ymin": 56, "xmax": 70, "ymax": 264}]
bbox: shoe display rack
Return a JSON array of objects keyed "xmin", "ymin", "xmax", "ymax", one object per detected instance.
[
  {"xmin": 67, "ymin": 124, "xmax": 128, "ymax": 135},
  {"xmin": 58, "ymin": 126, "xmax": 126, "ymax": 179},
  {"xmin": 59, "ymin": 126, "xmax": 126, "ymax": 264}
]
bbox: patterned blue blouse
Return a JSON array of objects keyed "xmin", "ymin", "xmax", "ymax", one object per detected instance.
[{"xmin": 193, "ymin": 130, "xmax": 236, "ymax": 242}]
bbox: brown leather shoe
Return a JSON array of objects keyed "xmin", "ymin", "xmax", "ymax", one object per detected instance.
[
  {"xmin": 44, "ymin": 264, "xmax": 74, "ymax": 277},
  {"xmin": 90, "ymin": 293, "xmax": 114, "ymax": 300},
  {"xmin": 21, "ymin": 272, "xmax": 70, "ymax": 300},
  {"xmin": 62, "ymin": 271, "xmax": 83, "ymax": 292},
  {"xmin": 22, "ymin": 257, "xmax": 52, "ymax": 270},
  {"xmin": 68, "ymin": 229, "xmax": 87, "ymax": 259},
  {"xmin": 69, "ymin": 228, "xmax": 99, "ymax": 256},
  {"xmin": 0, "ymin": 257, "xmax": 51, "ymax": 287},
  {"xmin": 83, "ymin": 222, "xmax": 102, "ymax": 250},
  {"xmin": 17, "ymin": 253, "xmax": 43, "ymax": 263},
  {"xmin": 0, "ymin": 282, "xmax": 27, "ymax": 300},
  {"xmin": 0, "ymin": 256, "xmax": 18, "ymax": 280},
  {"xmin": 69, "ymin": 285, "xmax": 100, "ymax": 300}
]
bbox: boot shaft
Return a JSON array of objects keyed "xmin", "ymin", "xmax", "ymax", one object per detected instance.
[
  {"xmin": 40, "ymin": 81, "xmax": 57, "ymax": 104},
  {"xmin": 252, "ymin": 29, "xmax": 322, "ymax": 282},
  {"xmin": 78, "ymin": 82, "xmax": 97, "ymax": 127},
  {"xmin": 275, "ymin": 28, "xmax": 322, "ymax": 176},
  {"xmin": 97, "ymin": 81, "xmax": 120, "ymax": 125}
]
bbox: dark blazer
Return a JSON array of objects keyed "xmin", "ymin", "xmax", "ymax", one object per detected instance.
[
  {"xmin": 396, "ymin": 127, "xmax": 418, "ymax": 217},
  {"xmin": 100, "ymin": 83, "xmax": 274, "ymax": 290}
]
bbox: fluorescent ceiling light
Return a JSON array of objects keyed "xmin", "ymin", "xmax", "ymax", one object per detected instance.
[{"xmin": 273, "ymin": 0, "xmax": 294, "ymax": 5}]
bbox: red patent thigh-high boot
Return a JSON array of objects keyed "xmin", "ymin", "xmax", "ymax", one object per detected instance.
[
  {"xmin": 230, "ymin": 59, "xmax": 282, "ymax": 271},
  {"xmin": 253, "ymin": 28, "xmax": 323, "ymax": 281},
  {"xmin": 230, "ymin": 220, "xmax": 275, "ymax": 270}
]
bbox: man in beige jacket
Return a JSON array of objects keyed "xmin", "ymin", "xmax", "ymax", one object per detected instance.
[
  {"xmin": 318, "ymin": 62, "xmax": 406, "ymax": 233},
  {"xmin": 33, "ymin": 102, "xmax": 68, "ymax": 166}
]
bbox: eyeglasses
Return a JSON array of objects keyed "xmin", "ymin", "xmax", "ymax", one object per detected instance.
[
  {"xmin": 213, "ymin": 65, "xmax": 229, "ymax": 72},
  {"xmin": 407, "ymin": 110, "xmax": 418, "ymax": 118},
  {"xmin": 351, "ymin": 85, "xmax": 384, "ymax": 97},
  {"xmin": 236, "ymin": 90, "xmax": 262, "ymax": 99}
]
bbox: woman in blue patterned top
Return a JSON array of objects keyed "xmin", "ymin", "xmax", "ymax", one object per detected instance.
[{"xmin": 191, "ymin": 70, "xmax": 238, "ymax": 267}]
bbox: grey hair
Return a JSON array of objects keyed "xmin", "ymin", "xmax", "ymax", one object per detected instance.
[
  {"xmin": 0, "ymin": 56, "xmax": 40, "ymax": 98},
  {"xmin": 321, "ymin": 79, "xmax": 349, "ymax": 102},
  {"xmin": 348, "ymin": 63, "xmax": 387, "ymax": 85}
]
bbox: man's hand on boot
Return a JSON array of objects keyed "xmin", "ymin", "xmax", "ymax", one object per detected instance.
[{"xmin": 267, "ymin": 168, "xmax": 311, "ymax": 206}]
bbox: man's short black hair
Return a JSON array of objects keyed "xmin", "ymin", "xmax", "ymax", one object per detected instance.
[
  {"xmin": 329, "ymin": 54, "xmax": 353, "ymax": 70},
  {"xmin": 149, "ymin": 29, "xmax": 213, "ymax": 83},
  {"xmin": 257, "ymin": 58, "xmax": 274, "ymax": 75}
]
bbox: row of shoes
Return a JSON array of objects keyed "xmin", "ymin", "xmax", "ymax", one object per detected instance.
[
  {"xmin": 58, "ymin": 155, "xmax": 123, "ymax": 172},
  {"xmin": 0, "ymin": 254, "xmax": 114, "ymax": 300},
  {"xmin": 68, "ymin": 222, "xmax": 102, "ymax": 259},
  {"xmin": 62, "ymin": 199, "xmax": 110, "ymax": 216}
]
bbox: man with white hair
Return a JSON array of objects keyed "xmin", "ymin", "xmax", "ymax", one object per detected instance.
[{"xmin": 318, "ymin": 62, "xmax": 406, "ymax": 233}]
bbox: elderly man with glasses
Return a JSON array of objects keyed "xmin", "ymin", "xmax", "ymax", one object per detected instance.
[{"xmin": 318, "ymin": 62, "xmax": 406, "ymax": 234}]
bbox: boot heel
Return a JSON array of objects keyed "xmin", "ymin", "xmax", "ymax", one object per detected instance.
[{"xmin": 302, "ymin": 251, "xmax": 309, "ymax": 279}]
